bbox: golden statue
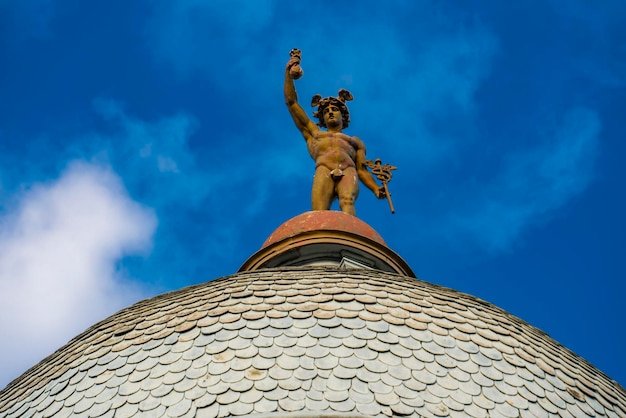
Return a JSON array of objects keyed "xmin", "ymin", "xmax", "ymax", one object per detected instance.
[{"xmin": 284, "ymin": 49, "xmax": 390, "ymax": 216}]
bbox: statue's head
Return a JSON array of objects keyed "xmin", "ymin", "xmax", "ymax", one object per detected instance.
[{"xmin": 312, "ymin": 89, "xmax": 353, "ymax": 129}]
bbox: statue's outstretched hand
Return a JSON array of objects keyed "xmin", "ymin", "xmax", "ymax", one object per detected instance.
[
  {"xmin": 286, "ymin": 49, "xmax": 303, "ymax": 79},
  {"xmin": 376, "ymin": 187, "xmax": 387, "ymax": 199},
  {"xmin": 286, "ymin": 57, "xmax": 299, "ymax": 71}
]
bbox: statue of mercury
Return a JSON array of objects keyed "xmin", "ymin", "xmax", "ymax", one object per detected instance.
[{"xmin": 284, "ymin": 49, "xmax": 385, "ymax": 216}]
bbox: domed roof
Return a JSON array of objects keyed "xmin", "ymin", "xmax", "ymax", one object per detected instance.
[{"xmin": 1, "ymin": 267, "xmax": 623, "ymax": 418}]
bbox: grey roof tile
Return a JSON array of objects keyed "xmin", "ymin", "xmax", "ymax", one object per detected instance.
[
  {"xmin": 372, "ymin": 373, "xmax": 402, "ymax": 388},
  {"xmin": 221, "ymin": 369, "xmax": 245, "ymax": 385},
  {"xmin": 425, "ymin": 360, "xmax": 448, "ymax": 377},
  {"xmin": 251, "ymin": 356, "xmax": 274, "ymax": 371},
  {"xmin": 352, "ymin": 346, "xmax": 377, "ymax": 361},
  {"xmin": 292, "ymin": 368, "xmax": 316, "ymax": 382},
  {"xmin": 448, "ymin": 366, "xmax": 471, "ymax": 384},
  {"xmin": 267, "ymin": 367, "xmax": 291, "ymax": 381},
  {"xmin": 328, "ymin": 326, "xmax": 351, "ymax": 339},
  {"xmin": 494, "ymin": 380, "xmax": 517, "ymax": 397},
  {"xmin": 414, "ymin": 347, "xmax": 436, "ymax": 364},
  {"xmin": 298, "ymin": 356, "xmax": 315, "ymax": 371},
  {"xmin": 264, "ymin": 386, "xmax": 288, "ymax": 402},
  {"xmin": 387, "ymin": 364, "xmax": 411, "ymax": 381},
  {"xmin": 378, "ymin": 351, "xmax": 402, "ymax": 367},
  {"xmin": 435, "ymin": 354, "xmax": 457, "ymax": 369},
  {"xmin": 166, "ymin": 397, "xmax": 193, "ymax": 417},
  {"xmin": 277, "ymin": 375, "xmax": 303, "ymax": 391},
  {"xmin": 195, "ymin": 401, "xmax": 219, "ymax": 418},
  {"xmin": 517, "ymin": 385, "xmax": 538, "ymax": 403},
  {"xmin": 402, "ymin": 358, "xmax": 425, "ymax": 376},
  {"xmin": 275, "ymin": 354, "xmax": 299, "ymax": 371},
  {"xmin": 355, "ymin": 368, "xmax": 381, "ymax": 384},
  {"xmin": 329, "ymin": 397, "xmax": 355, "ymax": 412},
  {"xmin": 374, "ymin": 390, "xmax": 400, "ymax": 406},
  {"xmin": 114, "ymin": 401, "xmax": 139, "ymax": 416},
  {"xmin": 230, "ymin": 357, "xmax": 254, "ymax": 372},
  {"xmin": 358, "ymin": 310, "xmax": 382, "ymax": 322},
  {"xmin": 319, "ymin": 336, "xmax": 342, "ymax": 350},
  {"xmin": 304, "ymin": 397, "xmax": 328, "ymax": 411},
  {"xmin": 215, "ymin": 390, "xmax": 240, "ymax": 405},
  {"xmin": 314, "ymin": 355, "xmax": 339, "ymax": 370},
  {"xmin": 332, "ymin": 365, "xmax": 357, "ymax": 380}
]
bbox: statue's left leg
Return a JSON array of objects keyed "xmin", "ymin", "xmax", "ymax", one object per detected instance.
[{"xmin": 336, "ymin": 167, "xmax": 359, "ymax": 216}]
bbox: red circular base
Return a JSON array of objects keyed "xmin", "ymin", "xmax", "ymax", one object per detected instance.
[{"xmin": 262, "ymin": 211, "xmax": 387, "ymax": 248}]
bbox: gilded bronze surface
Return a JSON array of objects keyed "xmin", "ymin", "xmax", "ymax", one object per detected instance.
[{"xmin": 284, "ymin": 49, "xmax": 392, "ymax": 216}]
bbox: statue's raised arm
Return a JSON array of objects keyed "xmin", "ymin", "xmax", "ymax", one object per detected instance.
[
  {"xmin": 284, "ymin": 49, "xmax": 318, "ymax": 140},
  {"xmin": 284, "ymin": 49, "xmax": 394, "ymax": 217}
]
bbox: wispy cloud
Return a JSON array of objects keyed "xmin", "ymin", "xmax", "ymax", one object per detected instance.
[
  {"xmin": 352, "ymin": 27, "xmax": 498, "ymax": 167},
  {"xmin": 144, "ymin": 0, "xmax": 276, "ymax": 82},
  {"xmin": 92, "ymin": 98, "xmax": 207, "ymax": 206},
  {"xmin": 446, "ymin": 107, "xmax": 601, "ymax": 253},
  {"xmin": 0, "ymin": 162, "xmax": 156, "ymax": 388},
  {"xmin": 144, "ymin": 2, "xmax": 497, "ymax": 168}
]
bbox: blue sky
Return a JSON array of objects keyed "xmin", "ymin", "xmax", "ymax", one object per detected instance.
[{"xmin": 0, "ymin": 1, "xmax": 624, "ymax": 388}]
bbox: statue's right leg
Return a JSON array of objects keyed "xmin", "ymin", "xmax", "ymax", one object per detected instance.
[
  {"xmin": 311, "ymin": 166, "xmax": 334, "ymax": 211},
  {"xmin": 336, "ymin": 167, "xmax": 359, "ymax": 216}
]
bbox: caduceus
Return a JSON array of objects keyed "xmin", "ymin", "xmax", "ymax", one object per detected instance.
[{"xmin": 366, "ymin": 159, "xmax": 397, "ymax": 214}]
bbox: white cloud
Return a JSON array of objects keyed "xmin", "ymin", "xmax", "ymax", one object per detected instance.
[
  {"xmin": 448, "ymin": 108, "xmax": 601, "ymax": 253},
  {"xmin": 0, "ymin": 162, "xmax": 156, "ymax": 388}
]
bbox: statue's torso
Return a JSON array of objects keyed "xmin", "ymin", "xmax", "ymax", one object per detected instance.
[{"xmin": 308, "ymin": 131, "xmax": 358, "ymax": 171}]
